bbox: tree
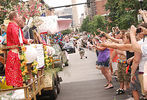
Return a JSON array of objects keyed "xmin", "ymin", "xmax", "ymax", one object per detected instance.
[
  {"xmin": 61, "ymin": 29, "xmax": 72, "ymax": 35},
  {"xmin": 16, "ymin": 0, "xmax": 42, "ymax": 19},
  {"xmin": 0, "ymin": 0, "xmax": 44, "ymax": 24},
  {"xmin": 81, "ymin": 16, "xmax": 90, "ymax": 32},
  {"xmin": 0, "ymin": 0, "xmax": 19, "ymax": 24},
  {"xmin": 105, "ymin": 0, "xmax": 147, "ymax": 29},
  {"xmin": 80, "ymin": 15, "xmax": 108, "ymax": 34}
]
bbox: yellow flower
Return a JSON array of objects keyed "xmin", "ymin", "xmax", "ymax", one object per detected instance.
[
  {"xmin": 20, "ymin": 55, "xmax": 24, "ymax": 60},
  {"xmin": 49, "ymin": 56, "xmax": 52, "ymax": 59},
  {"xmin": 32, "ymin": 68, "xmax": 38, "ymax": 74},
  {"xmin": 22, "ymin": 61, "xmax": 26, "ymax": 66},
  {"xmin": 43, "ymin": 45, "xmax": 47, "ymax": 50},
  {"xmin": 21, "ymin": 63, "xmax": 24, "ymax": 67},
  {"xmin": 44, "ymin": 56, "xmax": 48, "ymax": 60},
  {"xmin": 46, "ymin": 64, "xmax": 49, "ymax": 67},
  {"xmin": 1, "ymin": 78, "xmax": 5, "ymax": 83},
  {"xmin": 24, "ymin": 70, "xmax": 28, "ymax": 73},
  {"xmin": 50, "ymin": 59, "xmax": 53, "ymax": 62},
  {"xmin": 32, "ymin": 61, "xmax": 38, "ymax": 66},
  {"xmin": 44, "ymin": 51, "xmax": 47, "ymax": 54},
  {"xmin": 46, "ymin": 59, "xmax": 49, "ymax": 63},
  {"xmin": 24, "ymin": 58, "xmax": 27, "ymax": 62},
  {"xmin": 22, "ymin": 71, "xmax": 26, "ymax": 76},
  {"xmin": 21, "ymin": 46, "xmax": 26, "ymax": 52}
]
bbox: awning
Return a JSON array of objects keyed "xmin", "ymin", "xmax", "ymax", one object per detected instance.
[
  {"xmin": 57, "ymin": 19, "xmax": 72, "ymax": 32},
  {"xmin": 37, "ymin": 16, "xmax": 72, "ymax": 34}
]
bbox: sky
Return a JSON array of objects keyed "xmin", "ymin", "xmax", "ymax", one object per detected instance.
[{"xmin": 44, "ymin": 0, "xmax": 86, "ymax": 18}]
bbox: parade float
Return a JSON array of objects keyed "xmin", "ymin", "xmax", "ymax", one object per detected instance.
[
  {"xmin": 0, "ymin": 1, "xmax": 72, "ymax": 100},
  {"xmin": 0, "ymin": 24, "xmax": 70, "ymax": 100}
]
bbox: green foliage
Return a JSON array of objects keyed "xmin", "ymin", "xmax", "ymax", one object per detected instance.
[
  {"xmin": 0, "ymin": 0, "xmax": 19, "ymax": 24},
  {"xmin": 61, "ymin": 29, "xmax": 72, "ymax": 35},
  {"xmin": 81, "ymin": 16, "xmax": 90, "ymax": 32},
  {"xmin": 105, "ymin": 0, "xmax": 147, "ymax": 29},
  {"xmin": 80, "ymin": 15, "xmax": 108, "ymax": 34}
]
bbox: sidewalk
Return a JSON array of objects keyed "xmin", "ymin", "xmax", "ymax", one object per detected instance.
[{"xmin": 56, "ymin": 49, "xmax": 133, "ymax": 100}]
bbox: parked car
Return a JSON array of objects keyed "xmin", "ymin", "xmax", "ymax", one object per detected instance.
[
  {"xmin": 62, "ymin": 42, "xmax": 76, "ymax": 54},
  {"xmin": 52, "ymin": 44, "xmax": 69, "ymax": 68}
]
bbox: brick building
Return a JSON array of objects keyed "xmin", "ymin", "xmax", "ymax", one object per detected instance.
[
  {"xmin": 88, "ymin": 0, "xmax": 109, "ymax": 19},
  {"xmin": 95, "ymin": 0, "xmax": 109, "ymax": 15}
]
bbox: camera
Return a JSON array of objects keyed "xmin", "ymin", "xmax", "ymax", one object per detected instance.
[{"xmin": 136, "ymin": 28, "xmax": 142, "ymax": 34}]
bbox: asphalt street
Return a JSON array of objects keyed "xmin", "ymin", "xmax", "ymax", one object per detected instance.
[{"xmin": 56, "ymin": 49, "xmax": 133, "ymax": 100}]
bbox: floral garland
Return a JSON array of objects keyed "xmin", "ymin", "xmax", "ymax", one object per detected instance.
[
  {"xmin": 43, "ymin": 45, "xmax": 53, "ymax": 69},
  {"xmin": 20, "ymin": 46, "xmax": 38, "ymax": 82},
  {"xmin": 31, "ymin": 60, "xmax": 38, "ymax": 76}
]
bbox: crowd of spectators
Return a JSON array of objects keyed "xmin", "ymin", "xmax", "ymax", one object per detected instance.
[{"xmin": 90, "ymin": 9, "xmax": 147, "ymax": 100}]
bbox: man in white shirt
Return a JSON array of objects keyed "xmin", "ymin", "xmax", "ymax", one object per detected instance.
[{"xmin": 130, "ymin": 24, "xmax": 147, "ymax": 99}]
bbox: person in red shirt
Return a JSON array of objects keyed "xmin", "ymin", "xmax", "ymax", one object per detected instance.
[{"xmin": 5, "ymin": 11, "xmax": 30, "ymax": 87}]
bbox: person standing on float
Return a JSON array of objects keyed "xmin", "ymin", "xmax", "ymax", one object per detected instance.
[{"xmin": 5, "ymin": 11, "xmax": 30, "ymax": 87}]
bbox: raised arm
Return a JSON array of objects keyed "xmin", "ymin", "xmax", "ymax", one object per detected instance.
[
  {"xmin": 130, "ymin": 25, "xmax": 142, "ymax": 53},
  {"xmin": 101, "ymin": 42, "xmax": 132, "ymax": 51},
  {"xmin": 104, "ymin": 33, "xmax": 121, "ymax": 43},
  {"xmin": 94, "ymin": 44, "xmax": 107, "ymax": 51},
  {"xmin": 139, "ymin": 10, "xmax": 147, "ymax": 23}
]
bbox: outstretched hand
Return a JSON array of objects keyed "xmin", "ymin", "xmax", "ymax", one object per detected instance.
[{"xmin": 101, "ymin": 42, "xmax": 107, "ymax": 47}]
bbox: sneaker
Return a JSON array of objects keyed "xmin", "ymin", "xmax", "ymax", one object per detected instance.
[{"xmin": 116, "ymin": 89, "xmax": 125, "ymax": 95}]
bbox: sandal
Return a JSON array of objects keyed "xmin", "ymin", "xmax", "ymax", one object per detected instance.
[
  {"xmin": 104, "ymin": 83, "xmax": 109, "ymax": 87},
  {"xmin": 116, "ymin": 89, "xmax": 125, "ymax": 95},
  {"xmin": 105, "ymin": 85, "xmax": 113, "ymax": 89}
]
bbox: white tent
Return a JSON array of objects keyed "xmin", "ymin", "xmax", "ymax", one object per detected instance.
[{"xmin": 37, "ymin": 16, "xmax": 59, "ymax": 34}]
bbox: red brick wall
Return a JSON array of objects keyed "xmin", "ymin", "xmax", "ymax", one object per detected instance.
[{"xmin": 95, "ymin": 0, "xmax": 109, "ymax": 15}]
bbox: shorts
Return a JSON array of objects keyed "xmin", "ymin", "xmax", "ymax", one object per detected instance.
[
  {"xmin": 79, "ymin": 50, "xmax": 85, "ymax": 57},
  {"xmin": 118, "ymin": 62, "xmax": 130, "ymax": 82},
  {"xmin": 138, "ymin": 73, "xmax": 147, "ymax": 95},
  {"xmin": 130, "ymin": 71, "xmax": 141, "ymax": 91},
  {"xmin": 98, "ymin": 58, "xmax": 109, "ymax": 67}
]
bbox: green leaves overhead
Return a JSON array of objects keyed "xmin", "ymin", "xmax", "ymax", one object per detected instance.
[
  {"xmin": 105, "ymin": 0, "xmax": 147, "ymax": 29},
  {"xmin": 80, "ymin": 15, "xmax": 108, "ymax": 34},
  {"xmin": 61, "ymin": 29, "xmax": 72, "ymax": 35}
]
